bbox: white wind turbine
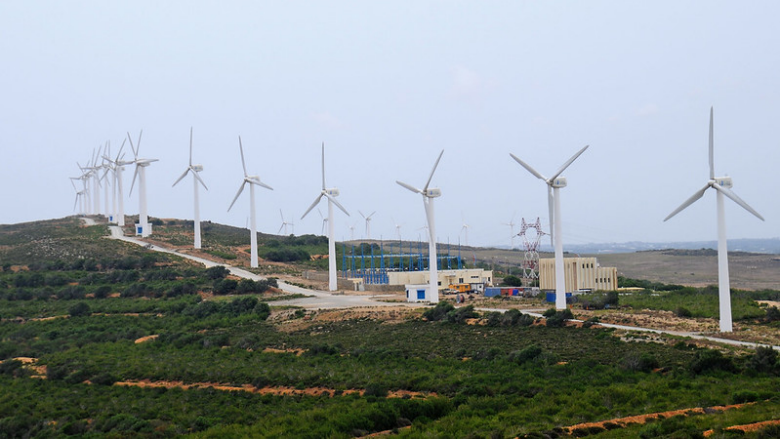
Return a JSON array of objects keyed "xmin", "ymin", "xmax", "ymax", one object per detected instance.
[
  {"xmin": 664, "ymin": 107, "xmax": 764, "ymax": 333},
  {"xmin": 278, "ymin": 210, "xmax": 294, "ymax": 235},
  {"xmin": 228, "ymin": 136, "xmax": 273, "ymax": 269},
  {"xmin": 391, "ymin": 216, "xmax": 403, "ymax": 241},
  {"xmin": 128, "ymin": 130, "xmax": 159, "ymax": 237},
  {"xmin": 317, "ymin": 208, "xmax": 328, "ymax": 235},
  {"xmin": 511, "ymin": 144, "xmax": 589, "ymax": 310},
  {"xmin": 87, "ymin": 148, "xmax": 102, "ymax": 216},
  {"xmin": 100, "ymin": 142, "xmax": 112, "ymax": 219},
  {"xmin": 301, "ymin": 143, "xmax": 350, "ymax": 291},
  {"xmin": 173, "ymin": 128, "xmax": 209, "ymax": 249},
  {"xmin": 348, "ymin": 221, "xmax": 357, "ymax": 241},
  {"xmin": 101, "ymin": 142, "xmax": 118, "ymax": 223},
  {"xmin": 108, "ymin": 140, "xmax": 132, "ymax": 227},
  {"xmin": 503, "ymin": 213, "xmax": 517, "ymax": 249},
  {"xmin": 397, "ymin": 150, "xmax": 444, "ymax": 303},
  {"xmin": 359, "ymin": 210, "xmax": 376, "ymax": 240},
  {"xmin": 70, "ymin": 178, "xmax": 86, "ymax": 216},
  {"xmin": 461, "ymin": 213, "xmax": 471, "ymax": 247}
]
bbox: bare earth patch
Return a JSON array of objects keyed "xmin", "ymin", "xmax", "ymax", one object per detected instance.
[
  {"xmin": 703, "ymin": 419, "xmax": 780, "ymax": 436},
  {"xmin": 113, "ymin": 379, "xmax": 436, "ymax": 399},
  {"xmin": 564, "ymin": 403, "xmax": 752, "ymax": 434},
  {"xmin": 134, "ymin": 334, "xmax": 159, "ymax": 344}
]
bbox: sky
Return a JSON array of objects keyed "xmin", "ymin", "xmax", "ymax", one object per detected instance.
[{"xmin": 1, "ymin": 1, "xmax": 778, "ymax": 248}]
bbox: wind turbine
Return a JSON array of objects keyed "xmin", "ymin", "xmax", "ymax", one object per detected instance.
[
  {"xmin": 69, "ymin": 178, "xmax": 86, "ymax": 215},
  {"xmin": 100, "ymin": 142, "xmax": 112, "ymax": 219},
  {"xmin": 503, "ymin": 213, "xmax": 517, "ymax": 249},
  {"xmin": 173, "ymin": 127, "xmax": 209, "ymax": 249},
  {"xmin": 461, "ymin": 213, "xmax": 471, "ymax": 247},
  {"xmin": 664, "ymin": 107, "xmax": 764, "ymax": 333},
  {"xmin": 347, "ymin": 221, "xmax": 356, "ymax": 241},
  {"xmin": 278, "ymin": 210, "xmax": 294, "ymax": 235},
  {"xmin": 228, "ymin": 136, "xmax": 273, "ymax": 269},
  {"xmin": 511, "ymin": 144, "xmax": 588, "ymax": 310},
  {"xmin": 397, "ymin": 149, "xmax": 444, "ymax": 303},
  {"xmin": 128, "ymin": 130, "xmax": 159, "ymax": 237},
  {"xmin": 359, "ymin": 210, "xmax": 376, "ymax": 240},
  {"xmin": 391, "ymin": 216, "xmax": 403, "ymax": 241},
  {"xmin": 317, "ymin": 208, "xmax": 328, "ymax": 235},
  {"xmin": 301, "ymin": 142, "xmax": 350, "ymax": 291},
  {"xmin": 108, "ymin": 140, "xmax": 132, "ymax": 227}
]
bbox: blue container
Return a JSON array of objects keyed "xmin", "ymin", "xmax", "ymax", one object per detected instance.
[
  {"xmin": 484, "ymin": 287, "xmax": 501, "ymax": 298},
  {"xmin": 545, "ymin": 292, "xmax": 573, "ymax": 303}
]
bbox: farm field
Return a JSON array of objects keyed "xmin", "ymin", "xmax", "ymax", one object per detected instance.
[{"xmin": 2, "ymin": 217, "xmax": 780, "ymax": 437}]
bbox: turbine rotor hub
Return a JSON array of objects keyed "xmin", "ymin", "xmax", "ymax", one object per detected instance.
[
  {"xmin": 325, "ymin": 188, "xmax": 340, "ymax": 197},
  {"xmin": 425, "ymin": 188, "xmax": 442, "ymax": 198},
  {"xmin": 551, "ymin": 177, "xmax": 567, "ymax": 188}
]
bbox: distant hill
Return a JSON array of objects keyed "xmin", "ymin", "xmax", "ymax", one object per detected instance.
[{"xmin": 534, "ymin": 238, "xmax": 780, "ymax": 255}]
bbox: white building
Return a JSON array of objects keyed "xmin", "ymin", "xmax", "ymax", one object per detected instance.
[
  {"xmin": 539, "ymin": 257, "xmax": 617, "ymax": 292},
  {"xmin": 397, "ymin": 268, "xmax": 493, "ymax": 302}
]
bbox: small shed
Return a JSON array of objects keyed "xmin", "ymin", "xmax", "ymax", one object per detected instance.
[
  {"xmin": 484, "ymin": 287, "xmax": 501, "ymax": 298},
  {"xmin": 405, "ymin": 284, "xmax": 431, "ymax": 303}
]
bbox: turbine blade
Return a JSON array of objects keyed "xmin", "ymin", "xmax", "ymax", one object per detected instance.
[
  {"xmin": 301, "ymin": 194, "xmax": 324, "ymax": 220},
  {"xmin": 250, "ymin": 178, "xmax": 273, "ymax": 191},
  {"xmin": 126, "ymin": 132, "xmax": 137, "ymax": 158},
  {"xmin": 359, "ymin": 210, "xmax": 365, "ymax": 219},
  {"xmin": 172, "ymin": 168, "xmax": 189, "ymax": 187},
  {"xmin": 136, "ymin": 130, "xmax": 143, "ymax": 155},
  {"xmin": 278, "ymin": 223, "xmax": 285, "ymax": 234},
  {"xmin": 664, "ymin": 184, "xmax": 710, "ymax": 222},
  {"xmin": 713, "ymin": 183, "xmax": 765, "ymax": 221},
  {"xmin": 189, "ymin": 127, "xmax": 194, "ymax": 167},
  {"xmin": 397, "ymin": 180, "xmax": 422, "ymax": 194},
  {"xmin": 550, "ymin": 144, "xmax": 589, "ymax": 181},
  {"xmin": 326, "ymin": 193, "xmax": 350, "ymax": 216},
  {"xmin": 709, "ymin": 107, "xmax": 715, "ymax": 180},
  {"xmin": 510, "ymin": 153, "xmax": 547, "ymax": 181},
  {"xmin": 369, "ymin": 211, "xmax": 376, "ymax": 218},
  {"xmin": 227, "ymin": 182, "xmax": 246, "ymax": 212},
  {"xmin": 280, "ymin": 209, "xmax": 285, "ymax": 221},
  {"xmin": 321, "ymin": 142, "xmax": 326, "ymax": 190},
  {"xmin": 129, "ymin": 166, "xmax": 139, "ymax": 196},
  {"xmin": 115, "ymin": 138, "xmax": 126, "ymax": 162},
  {"xmin": 73, "ymin": 193, "xmax": 79, "ymax": 211},
  {"xmin": 193, "ymin": 170, "xmax": 208, "ymax": 190},
  {"xmin": 423, "ymin": 149, "xmax": 444, "ymax": 192},
  {"xmin": 238, "ymin": 136, "xmax": 248, "ymax": 177}
]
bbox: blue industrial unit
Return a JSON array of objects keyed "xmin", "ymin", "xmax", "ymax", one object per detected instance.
[{"xmin": 342, "ymin": 240, "xmax": 463, "ymax": 285}]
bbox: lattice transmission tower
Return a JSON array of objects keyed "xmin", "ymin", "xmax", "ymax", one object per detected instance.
[{"xmin": 518, "ymin": 217, "xmax": 546, "ymax": 286}]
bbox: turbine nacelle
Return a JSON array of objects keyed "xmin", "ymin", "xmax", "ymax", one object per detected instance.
[
  {"xmin": 192, "ymin": 164, "xmax": 204, "ymax": 173},
  {"xmin": 425, "ymin": 188, "xmax": 442, "ymax": 198},
  {"xmin": 550, "ymin": 177, "xmax": 567, "ymax": 188},
  {"xmin": 712, "ymin": 176, "xmax": 732, "ymax": 189},
  {"xmin": 325, "ymin": 188, "xmax": 340, "ymax": 197}
]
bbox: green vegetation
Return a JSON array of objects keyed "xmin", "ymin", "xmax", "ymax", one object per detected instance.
[{"xmin": 2, "ymin": 219, "xmax": 780, "ymax": 437}]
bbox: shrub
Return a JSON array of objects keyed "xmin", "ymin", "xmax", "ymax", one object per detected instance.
[
  {"xmin": 213, "ymin": 278, "xmax": 238, "ymax": 295},
  {"xmin": 674, "ymin": 307, "xmax": 693, "ymax": 318},
  {"xmin": 746, "ymin": 346, "xmax": 778, "ymax": 374},
  {"xmin": 69, "ymin": 302, "xmax": 91, "ymax": 317},
  {"xmin": 423, "ymin": 302, "xmax": 455, "ymax": 322},
  {"xmin": 93, "ymin": 285, "xmax": 111, "ymax": 299},
  {"xmin": 766, "ymin": 306, "xmax": 780, "ymax": 322},
  {"xmin": 510, "ymin": 345, "xmax": 542, "ymax": 364},
  {"xmin": 623, "ymin": 353, "xmax": 659, "ymax": 372},
  {"xmin": 689, "ymin": 349, "xmax": 737, "ymax": 375},
  {"xmin": 447, "ymin": 305, "xmax": 478, "ymax": 324},
  {"xmin": 545, "ymin": 309, "xmax": 574, "ymax": 327},
  {"xmin": 205, "ymin": 265, "xmax": 230, "ymax": 280}
]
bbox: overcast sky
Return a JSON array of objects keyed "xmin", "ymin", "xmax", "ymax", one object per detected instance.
[{"xmin": 1, "ymin": 1, "xmax": 777, "ymax": 248}]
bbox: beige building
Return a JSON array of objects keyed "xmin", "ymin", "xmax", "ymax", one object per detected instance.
[
  {"xmin": 539, "ymin": 257, "xmax": 618, "ymax": 292},
  {"xmin": 388, "ymin": 268, "xmax": 493, "ymax": 291}
]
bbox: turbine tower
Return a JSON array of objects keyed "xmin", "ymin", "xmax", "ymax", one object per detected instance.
[
  {"xmin": 397, "ymin": 150, "xmax": 444, "ymax": 303},
  {"xmin": 228, "ymin": 136, "xmax": 273, "ymax": 268},
  {"xmin": 109, "ymin": 140, "xmax": 132, "ymax": 227},
  {"xmin": 128, "ymin": 130, "xmax": 159, "ymax": 237},
  {"xmin": 511, "ymin": 144, "xmax": 588, "ymax": 310},
  {"xmin": 664, "ymin": 107, "xmax": 764, "ymax": 332},
  {"xmin": 461, "ymin": 213, "xmax": 471, "ymax": 247},
  {"xmin": 278, "ymin": 210, "xmax": 294, "ymax": 235},
  {"xmin": 359, "ymin": 210, "xmax": 376, "ymax": 240},
  {"xmin": 173, "ymin": 127, "xmax": 209, "ymax": 249},
  {"xmin": 391, "ymin": 216, "xmax": 403, "ymax": 241},
  {"xmin": 301, "ymin": 142, "xmax": 350, "ymax": 291}
]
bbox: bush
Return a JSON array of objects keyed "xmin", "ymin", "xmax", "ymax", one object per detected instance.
[
  {"xmin": 545, "ymin": 309, "xmax": 574, "ymax": 328},
  {"xmin": 213, "ymin": 278, "xmax": 238, "ymax": 295},
  {"xmin": 205, "ymin": 265, "xmax": 230, "ymax": 280},
  {"xmin": 623, "ymin": 353, "xmax": 659, "ymax": 372},
  {"xmin": 69, "ymin": 302, "xmax": 91, "ymax": 317},
  {"xmin": 447, "ymin": 305, "xmax": 478, "ymax": 324},
  {"xmin": 746, "ymin": 346, "xmax": 778, "ymax": 374},
  {"xmin": 509, "ymin": 345, "xmax": 542, "ymax": 364},
  {"xmin": 689, "ymin": 349, "xmax": 737, "ymax": 375},
  {"xmin": 423, "ymin": 302, "xmax": 455, "ymax": 322},
  {"xmin": 766, "ymin": 306, "xmax": 780, "ymax": 323}
]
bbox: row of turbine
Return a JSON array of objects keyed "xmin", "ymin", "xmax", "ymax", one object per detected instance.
[{"xmin": 69, "ymin": 108, "xmax": 764, "ymax": 331}]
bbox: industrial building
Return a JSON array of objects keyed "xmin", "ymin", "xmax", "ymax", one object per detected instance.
[{"xmin": 539, "ymin": 257, "xmax": 618, "ymax": 292}]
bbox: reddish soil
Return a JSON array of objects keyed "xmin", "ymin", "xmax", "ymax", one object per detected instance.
[
  {"xmin": 564, "ymin": 403, "xmax": 752, "ymax": 434},
  {"xmin": 703, "ymin": 419, "xmax": 780, "ymax": 436},
  {"xmin": 113, "ymin": 379, "xmax": 436, "ymax": 399},
  {"xmin": 134, "ymin": 335, "xmax": 159, "ymax": 344}
]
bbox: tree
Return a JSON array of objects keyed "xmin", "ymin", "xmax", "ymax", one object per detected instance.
[
  {"xmin": 205, "ymin": 265, "xmax": 230, "ymax": 280},
  {"xmin": 502, "ymin": 275, "xmax": 523, "ymax": 287}
]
